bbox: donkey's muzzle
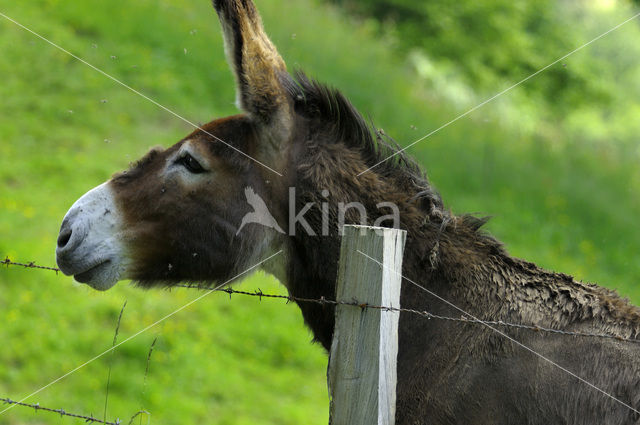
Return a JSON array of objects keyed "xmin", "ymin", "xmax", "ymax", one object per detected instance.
[{"xmin": 55, "ymin": 182, "xmax": 125, "ymax": 291}]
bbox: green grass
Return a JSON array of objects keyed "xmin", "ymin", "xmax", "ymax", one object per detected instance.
[{"xmin": 1, "ymin": 0, "xmax": 640, "ymax": 424}]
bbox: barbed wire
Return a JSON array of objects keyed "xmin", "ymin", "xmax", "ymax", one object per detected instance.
[
  {"xmin": 178, "ymin": 285, "xmax": 640, "ymax": 344},
  {"xmin": 0, "ymin": 397, "xmax": 135, "ymax": 424},
  {"xmin": 2, "ymin": 257, "xmax": 60, "ymax": 273},
  {"xmin": 5, "ymin": 259, "xmax": 640, "ymax": 344}
]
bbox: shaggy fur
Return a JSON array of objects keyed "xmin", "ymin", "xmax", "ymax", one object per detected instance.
[{"xmin": 103, "ymin": 1, "xmax": 640, "ymax": 423}]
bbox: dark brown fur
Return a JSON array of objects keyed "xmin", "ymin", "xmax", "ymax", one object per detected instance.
[{"xmin": 102, "ymin": 1, "xmax": 640, "ymax": 423}]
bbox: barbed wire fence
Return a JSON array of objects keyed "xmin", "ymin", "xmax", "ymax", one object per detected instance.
[
  {"xmin": 0, "ymin": 397, "xmax": 148, "ymax": 425},
  {"xmin": 3, "ymin": 256, "xmax": 640, "ymax": 423},
  {"xmin": 4, "ymin": 258, "xmax": 640, "ymax": 343},
  {"xmin": 1, "ymin": 258, "xmax": 154, "ymax": 424}
]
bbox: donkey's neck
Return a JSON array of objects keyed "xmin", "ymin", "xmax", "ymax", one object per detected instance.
[
  {"xmin": 285, "ymin": 233, "xmax": 341, "ymax": 350},
  {"xmin": 282, "ymin": 216, "xmax": 498, "ymax": 351}
]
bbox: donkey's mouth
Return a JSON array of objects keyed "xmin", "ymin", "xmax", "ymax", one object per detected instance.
[{"xmin": 74, "ymin": 259, "xmax": 116, "ymax": 290}]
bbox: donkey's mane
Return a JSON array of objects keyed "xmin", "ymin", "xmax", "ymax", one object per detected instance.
[
  {"xmin": 283, "ymin": 70, "xmax": 493, "ymax": 234},
  {"xmin": 284, "ymin": 72, "xmax": 437, "ymax": 206}
]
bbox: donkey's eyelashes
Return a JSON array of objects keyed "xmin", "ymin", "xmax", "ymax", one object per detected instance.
[{"xmin": 176, "ymin": 153, "xmax": 206, "ymax": 174}]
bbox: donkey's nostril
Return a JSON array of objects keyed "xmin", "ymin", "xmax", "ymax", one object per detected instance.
[{"xmin": 57, "ymin": 228, "xmax": 72, "ymax": 248}]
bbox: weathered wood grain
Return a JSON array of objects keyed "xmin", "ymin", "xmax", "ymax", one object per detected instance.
[{"xmin": 328, "ymin": 225, "xmax": 406, "ymax": 425}]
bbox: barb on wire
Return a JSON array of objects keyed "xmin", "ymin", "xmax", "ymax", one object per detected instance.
[
  {"xmin": 6, "ymin": 259, "xmax": 640, "ymax": 344},
  {"xmin": 1, "ymin": 258, "xmax": 60, "ymax": 273},
  {"xmin": 0, "ymin": 397, "xmax": 121, "ymax": 424}
]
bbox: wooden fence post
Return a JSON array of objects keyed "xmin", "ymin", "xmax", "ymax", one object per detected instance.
[{"xmin": 328, "ymin": 225, "xmax": 406, "ymax": 425}]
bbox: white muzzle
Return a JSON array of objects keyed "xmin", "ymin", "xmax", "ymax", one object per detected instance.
[{"xmin": 56, "ymin": 183, "xmax": 125, "ymax": 290}]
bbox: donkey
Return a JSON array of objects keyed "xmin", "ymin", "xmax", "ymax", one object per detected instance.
[{"xmin": 56, "ymin": 0, "xmax": 640, "ymax": 423}]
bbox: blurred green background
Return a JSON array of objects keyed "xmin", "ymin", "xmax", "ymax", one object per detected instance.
[{"xmin": 1, "ymin": 0, "xmax": 639, "ymax": 423}]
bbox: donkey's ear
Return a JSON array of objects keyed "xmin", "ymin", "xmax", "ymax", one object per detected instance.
[{"xmin": 213, "ymin": 0, "xmax": 290, "ymax": 126}]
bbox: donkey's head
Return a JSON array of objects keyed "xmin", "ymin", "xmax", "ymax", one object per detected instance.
[
  {"xmin": 56, "ymin": 0, "xmax": 298, "ymax": 290},
  {"xmin": 56, "ymin": 0, "xmax": 440, "ymax": 293}
]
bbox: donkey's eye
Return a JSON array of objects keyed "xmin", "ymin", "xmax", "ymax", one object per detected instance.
[{"xmin": 177, "ymin": 153, "xmax": 205, "ymax": 174}]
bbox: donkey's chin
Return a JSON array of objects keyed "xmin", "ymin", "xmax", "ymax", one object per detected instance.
[{"xmin": 73, "ymin": 260, "xmax": 120, "ymax": 291}]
